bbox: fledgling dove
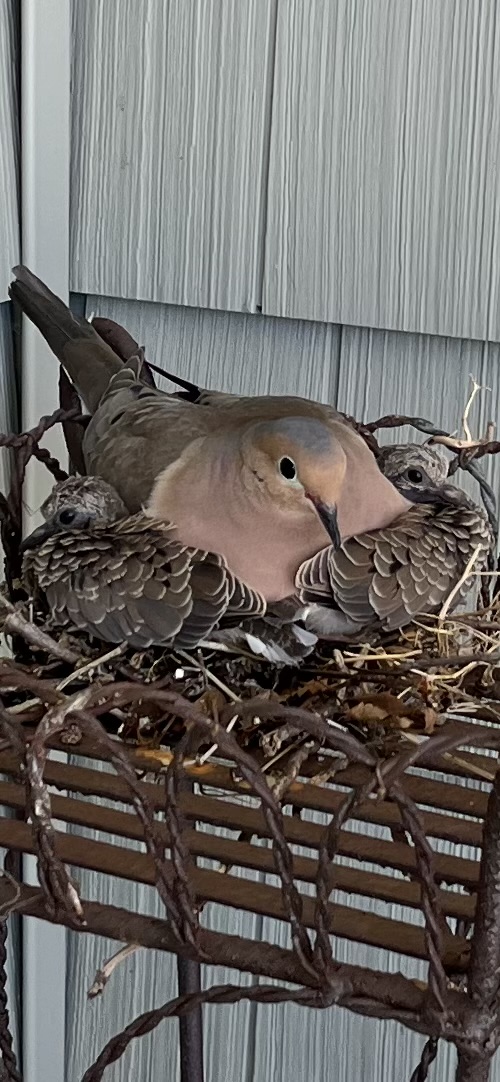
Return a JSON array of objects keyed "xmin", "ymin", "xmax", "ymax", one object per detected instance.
[
  {"xmin": 21, "ymin": 445, "xmax": 491, "ymax": 663},
  {"xmin": 295, "ymin": 447, "xmax": 493, "ymax": 638},
  {"xmin": 9, "ymin": 266, "xmax": 414, "ymax": 601},
  {"xmin": 22, "ymin": 477, "xmax": 267, "ymax": 650}
]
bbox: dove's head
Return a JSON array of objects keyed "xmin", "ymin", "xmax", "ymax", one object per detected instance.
[
  {"xmin": 20, "ymin": 476, "xmax": 127, "ymax": 552},
  {"xmin": 242, "ymin": 417, "xmax": 345, "ymax": 545},
  {"xmin": 378, "ymin": 443, "xmax": 450, "ymax": 499}
]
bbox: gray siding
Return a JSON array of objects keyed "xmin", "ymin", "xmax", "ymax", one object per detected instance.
[
  {"xmin": 70, "ymin": 0, "xmax": 276, "ymax": 311},
  {"xmin": 0, "ymin": 300, "xmax": 20, "ymax": 1064},
  {"xmin": 262, "ymin": 0, "xmax": 500, "ymax": 340},
  {"xmin": 0, "ymin": 301, "xmax": 17, "ymax": 489},
  {"xmin": 85, "ymin": 294, "xmax": 341, "ymax": 400},
  {"xmin": 338, "ymin": 325, "xmax": 500, "ymax": 501},
  {"xmin": 0, "ymin": 0, "xmax": 20, "ymax": 301},
  {"xmin": 71, "ymin": 1, "xmax": 500, "ymax": 341}
]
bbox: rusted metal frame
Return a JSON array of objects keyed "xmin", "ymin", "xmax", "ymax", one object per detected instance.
[
  {"xmin": 0, "ymin": 780, "xmax": 478, "ymax": 919},
  {"xmin": 23, "ymin": 715, "xmax": 500, "ymax": 795},
  {"xmin": 0, "ymin": 910, "xmax": 21, "ymax": 1082},
  {"xmin": 14, "ymin": 716, "xmax": 500, "ymax": 787},
  {"xmin": 0, "ymin": 752, "xmax": 485, "ymax": 874},
  {"xmin": 409, "ymin": 1037, "xmax": 439, "ymax": 1082},
  {"xmin": 0, "ymin": 817, "xmax": 470, "ymax": 967},
  {"xmin": 19, "ymin": 730, "xmax": 492, "ymax": 824},
  {"xmin": 0, "ymin": 880, "xmax": 429, "ymax": 1033},
  {"xmin": 15, "ymin": 705, "xmax": 500, "ymax": 792},
  {"xmin": 175, "ymin": 777, "xmax": 204, "ymax": 1082},
  {"xmin": 450, "ymin": 766, "xmax": 500, "ymax": 1082}
]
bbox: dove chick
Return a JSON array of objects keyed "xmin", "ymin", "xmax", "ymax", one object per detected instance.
[
  {"xmin": 296, "ymin": 448, "xmax": 493, "ymax": 638},
  {"xmin": 22, "ymin": 478, "xmax": 266, "ymax": 651}
]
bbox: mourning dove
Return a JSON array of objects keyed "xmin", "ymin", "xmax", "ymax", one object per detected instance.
[
  {"xmin": 212, "ymin": 442, "xmax": 484, "ymax": 653},
  {"xmin": 21, "ymin": 445, "xmax": 490, "ymax": 662},
  {"xmin": 295, "ymin": 454, "xmax": 493, "ymax": 638},
  {"xmin": 376, "ymin": 442, "xmax": 450, "ymax": 487},
  {"xmin": 22, "ymin": 478, "xmax": 267, "ymax": 650},
  {"xmin": 9, "ymin": 266, "xmax": 413, "ymax": 601}
]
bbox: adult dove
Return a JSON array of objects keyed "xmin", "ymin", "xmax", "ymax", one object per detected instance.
[
  {"xmin": 9, "ymin": 266, "xmax": 413, "ymax": 601},
  {"xmin": 21, "ymin": 446, "xmax": 491, "ymax": 659}
]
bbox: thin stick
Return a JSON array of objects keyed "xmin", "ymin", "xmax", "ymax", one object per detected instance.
[
  {"xmin": 197, "ymin": 715, "xmax": 238, "ymax": 766},
  {"xmin": 6, "ymin": 644, "xmax": 128, "ymax": 716},
  {"xmin": 462, "ymin": 376, "xmax": 487, "ymax": 442},
  {"xmin": 88, "ymin": 943, "xmax": 141, "ymax": 999},
  {"xmin": 56, "ymin": 644, "xmax": 126, "ymax": 690},
  {"xmin": 400, "ymin": 732, "xmax": 496, "ymax": 783},
  {"xmin": 176, "ymin": 650, "xmax": 241, "ymax": 704},
  {"xmin": 438, "ymin": 546, "xmax": 483, "ymax": 626},
  {"xmin": 0, "ymin": 597, "xmax": 79, "ymax": 664}
]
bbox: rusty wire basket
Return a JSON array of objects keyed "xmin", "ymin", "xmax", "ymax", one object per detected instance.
[{"xmin": 1, "ymin": 408, "xmax": 500, "ymax": 1082}]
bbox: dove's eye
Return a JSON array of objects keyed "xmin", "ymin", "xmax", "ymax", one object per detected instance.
[
  {"xmin": 279, "ymin": 457, "xmax": 297, "ymax": 481},
  {"xmin": 405, "ymin": 468, "xmax": 424, "ymax": 484},
  {"xmin": 57, "ymin": 508, "xmax": 77, "ymax": 526}
]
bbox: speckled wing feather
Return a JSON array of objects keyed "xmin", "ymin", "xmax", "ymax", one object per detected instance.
[
  {"xmin": 296, "ymin": 498, "xmax": 493, "ymax": 635},
  {"xmin": 23, "ymin": 517, "xmax": 265, "ymax": 650}
]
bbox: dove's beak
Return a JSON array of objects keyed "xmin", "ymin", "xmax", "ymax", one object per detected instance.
[
  {"xmin": 20, "ymin": 520, "xmax": 59, "ymax": 553},
  {"xmin": 307, "ymin": 496, "xmax": 341, "ymax": 548}
]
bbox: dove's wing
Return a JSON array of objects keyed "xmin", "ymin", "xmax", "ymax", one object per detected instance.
[
  {"xmin": 24, "ymin": 517, "xmax": 266, "ymax": 650},
  {"xmin": 297, "ymin": 501, "xmax": 493, "ymax": 634}
]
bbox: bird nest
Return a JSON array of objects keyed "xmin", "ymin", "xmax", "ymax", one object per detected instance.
[{"xmin": 1, "ymin": 409, "xmax": 500, "ymax": 1082}]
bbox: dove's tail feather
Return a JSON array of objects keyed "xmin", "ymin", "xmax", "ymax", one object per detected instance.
[{"xmin": 9, "ymin": 265, "xmax": 123, "ymax": 412}]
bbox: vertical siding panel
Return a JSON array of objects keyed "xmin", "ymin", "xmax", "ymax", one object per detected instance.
[
  {"xmin": 0, "ymin": 302, "xmax": 17, "ymax": 491},
  {"xmin": 0, "ymin": 0, "xmax": 20, "ymax": 300},
  {"xmin": 263, "ymin": 0, "xmax": 500, "ymax": 341},
  {"xmin": 337, "ymin": 326, "xmax": 500, "ymax": 504},
  {"xmin": 71, "ymin": 0, "xmax": 276, "ymax": 312},
  {"xmin": 85, "ymin": 296, "xmax": 342, "ymax": 401}
]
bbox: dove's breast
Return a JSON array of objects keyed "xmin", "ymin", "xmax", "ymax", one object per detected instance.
[{"xmin": 148, "ymin": 450, "xmax": 330, "ymax": 601}]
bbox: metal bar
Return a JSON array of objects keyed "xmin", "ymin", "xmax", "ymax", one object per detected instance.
[
  {"xmin": 0, "ymin": 749, "xmax": 486, "ymax": 854},
  {"xmin": 468, "ymin": 769, "xmax": 500, "ymax": 1003},
  {"xmin": 174, "ymin": 772, "xmax": 204, "ymax": 1082},
  {"xmin": 23, "ymin": 719, "xmax": 500, "ymax": 787},
  {"xmin": 0, "ymin": 817, "xmax": 470, "ymax": 966},
  {"xmin": 0, "ymin": 881, "xmax": 428, "ymax": 1031},
  {"xmin": 39, "ymin": 733, "xmax": 495, "ymax": 822},
  {"xmin": 10, "ymin": 721, "xmax": 494, "ymax": 821},
  {"xmin": 175, "ymin": 773, "xmax": 204, "ymax": 1082},
  {"xmin": 0, "ymin": 780, "xmax": 477, "ymax": 918},
  {"xmin": 177, "ymin": 957, "xmax": 204, "ymax": 1082}
]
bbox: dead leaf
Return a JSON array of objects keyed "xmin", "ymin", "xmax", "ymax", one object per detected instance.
[{"xmin": 423, "ymin": 707, "xmax": 439, "ymax": 734}]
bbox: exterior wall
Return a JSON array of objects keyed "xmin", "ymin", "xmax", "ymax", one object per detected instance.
[
  {"xmin": 0, "ymin": 0, "xmax": 19, "ymax": 300},
  {"xmin": 2, "ymin": 1, "xmax": 500, "ymax": 1078}
]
